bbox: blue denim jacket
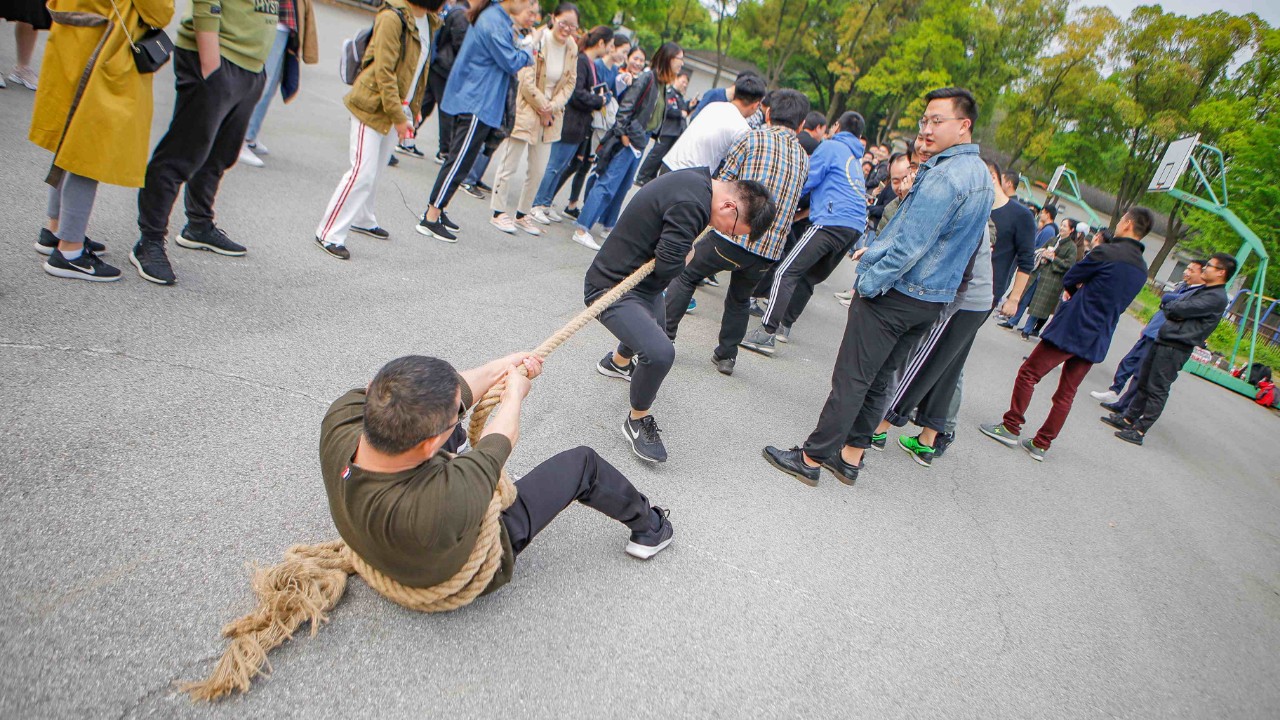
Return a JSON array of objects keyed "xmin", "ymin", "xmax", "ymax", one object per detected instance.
[
  {"xmin": 440, "ymin": 5, "xmax": 533, "ymax": 129},
  {"xmin": 855, "ymin": 143, "xmax": 994, "ymax": 303}
]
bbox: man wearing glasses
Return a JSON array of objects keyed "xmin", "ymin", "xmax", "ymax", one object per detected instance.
[
  {"xmin": 1104, "ymin": 253, "xmax": 1234, "ymax": 446},
  {"xmin": 763, "ymin": 86, "xmax": 993, "ymax": 487}
]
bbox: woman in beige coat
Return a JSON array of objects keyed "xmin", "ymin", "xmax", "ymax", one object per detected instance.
[{"xmin": 488, "ymin": 2, "xmax": 578, "ymax": 237}]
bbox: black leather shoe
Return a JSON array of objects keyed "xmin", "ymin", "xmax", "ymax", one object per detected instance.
[
  {"xmin": 1099, "ymin": 413, "xmax": 1131, "ymax": 430},
  {"xmin": 762, "ymin": 446, "xmax": 820, "ymax": 487},
  {"xmin": 1100, "ymin": 400, "xmax": 1124, "ymax": 413},
  {"xmin": 713, "ymin": 354, "xmax": 735, "ymax": 376},
  {"xmin": 1115, "ymin": 427, "xmax": 1144, "ymax": 446},
  {"xmin": 821, "ymin": 455, "xmax": 862, "ymax": 486}
]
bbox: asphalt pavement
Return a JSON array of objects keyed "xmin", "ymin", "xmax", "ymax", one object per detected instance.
[{"xmin": 1, "ymin": 6, "xmax": 1278, "ymax": 719}]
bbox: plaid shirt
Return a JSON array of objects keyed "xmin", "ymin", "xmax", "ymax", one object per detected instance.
[
  {"xmin": 279, "ymin": 0, "xmax": 298, "ymax": 33},
  {"xmin": 714, "ymin": 125, "xmax": 808, "ymax": 260}
]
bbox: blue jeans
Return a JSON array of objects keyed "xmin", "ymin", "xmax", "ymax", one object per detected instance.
[
  {"xmin": 577, "ymin": 149, "xmax": 639, "ymax": 232},
  {"xmin": 533, "ymin": 140, "xmax": 582, "ymax": 208},
  {"xmin": 1006, "ymin": 276, "xmax": 1038, "ymax": 325},
  {"xmin": 1110, "ymin": 335, "xmax": 1153, "ymax": 393},
  {"xmin": 465, "ymin": 150, "xmax": 491, "ymax": 185},
  {"xmin": 245, "ymin": 26, "xmax": 289, "ymax": 143}
]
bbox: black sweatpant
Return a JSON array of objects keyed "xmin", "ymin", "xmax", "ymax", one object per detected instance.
[
  {"xmin": 635, "ymin": 134, "xmax": 678, "ymax": 185},
  {"xmin": 138, "ymin": 48, "xmax": 266, "ymax": 242},
  {"xmin": 501, "ymin": 446, "xmax": 657, "ymax": 554},
  {"xmin": 428, "ymin": 113, "xmax": 494, "ymax": 211},
  {"xmin": 1122, "ymin": 341, "xmax": 1193, "ymax": 434},
  {"xmin": 883, "ymin": 309, "xmax": 990, "ymax": 432},
  {"xmin": 803, "ymin": 290, "xmax": 943, "ymax": 460},
  {"xmin": 588, "ymin": 286, "xmax": 674, "ymax": 413},
  {"xmin": 757, "ymin": 224, "xmax": 860, "ymax": 333},
  {"xmin": 663, "ymin": 232, "xmax": 774, "ymax": 361}
]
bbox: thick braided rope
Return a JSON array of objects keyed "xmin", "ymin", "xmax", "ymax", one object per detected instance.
[{"xmin": 183, "ymin": 257, "xmax": 658, "ymax": 701}]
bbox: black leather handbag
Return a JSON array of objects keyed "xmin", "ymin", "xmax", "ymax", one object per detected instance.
[{"xmin": 110, "ymin": 0, "xmax": 173, "ymax": 74}]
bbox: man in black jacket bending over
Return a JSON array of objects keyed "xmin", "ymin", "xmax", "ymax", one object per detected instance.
[
  {"xmin": 1104, "ymin": 252, "xmax": 1235, "ymax": 446},
  {"xmin": 586, "ymin": 168, "xmax": 775, "ymax": 463}
]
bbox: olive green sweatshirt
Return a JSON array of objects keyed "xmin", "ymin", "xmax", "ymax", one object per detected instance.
[{"xmin": 177, "ymin": 0, "xmax": 279, "ymax": 73}]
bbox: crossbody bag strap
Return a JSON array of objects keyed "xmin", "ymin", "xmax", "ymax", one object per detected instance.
[{"xmin": 44, "ymin": 9, "xmax": 115, "ymax": 187}]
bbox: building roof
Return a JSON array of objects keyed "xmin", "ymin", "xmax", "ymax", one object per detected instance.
[{"xmin": 682, "ymin": 48, "xmax": 760, "ymax": 78}]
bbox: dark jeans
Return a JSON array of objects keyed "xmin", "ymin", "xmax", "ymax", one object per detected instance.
[
  {"xmin": 1002, "ymin": 340, "xmax": 1093, "ymax": 450},
  {"xmin": 555, "ymin": 136, "xmax": 594, "ymax": 204},
  {"xmin": 663, "ymin": 233, "xmax": 774, "ymax": 361},
  {"xmin": 1122, "ymin": 341, "xmax": 1193, "ymax": 434},
  {"xmin": 1006, "ymin": 277, "xmax": 1038, "ymax": 325},
  {"xmin": 428, "ymin": 113, "xmax": 494, "ymax": 211},
  {"xmin": 138, "ymin": 48, "xmax": 266, "ymax": 242},
  {"xmin": 635, "ymin": 134, "xmax": 678, "ymax": 185},
  {"xmin": 884, "ymin": 309, "xmax": 990, "ymax": 432},
  {"xmin": 420, "ymin": 69, "xmax": 452, "ymax": 156},
  {"xmin": 803, "ymin": 290, "xmax": 943, "ymax": 461},
  {"xmin": 756, "ymin": 224, "xmax": 860, "ymax": 333},
  {"xmin": 1110, "ymin": 335, "xmax": 1153, "ymax": 393},
  {"xmin": 500, "ymin": 446, "xmax": 657, "ymax": 555},
  {"xmin": 588, "ymin": 286, "xmax": 674, "ymax": 413}
]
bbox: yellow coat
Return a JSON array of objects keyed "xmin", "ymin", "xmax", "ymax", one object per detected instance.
[{"xmin": 30, "ymin": 0, "xmax": 175, "ymax": 188}]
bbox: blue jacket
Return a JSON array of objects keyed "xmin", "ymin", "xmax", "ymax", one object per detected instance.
[
  {"xmin": 1141, "ymin": 282, "xmax": 1200, "ymax": 339},
  {"xmin": 440, "ymin": 4, "xmax": 532, "ymax": 129},
  {"xmin": 803, "ymin": 132, "xmax": 868, "ymax": 231},
  {"xmin": 855, "ymin": 143, "xmax": 994, "ymax": 303},
  {"xmin": 594, "ymin": 58, "xmax": 620, "ymax": 97},
  {"xmin": 1041, "ymin": 237, "xmax": 1148, "ymax": 363}
]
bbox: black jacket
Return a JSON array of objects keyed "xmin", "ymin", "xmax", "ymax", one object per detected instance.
[
  {"xmin": 657, "ymin": 87, "xmax": 688, "ymax": 138},
  {"xmin": 596, "ymin": 70, "xmax": 660, "ymax": 169},
  {"xmin": 1157, "ymin": 284, "xmax": 1228, "ymax": 348},
  {"xmin": 560, "ymin": 52, "xmax": 605, "ymax": 146},
  {"xmin": 430, "ymin": 8, "xmax": 469, "ymax": 77}
]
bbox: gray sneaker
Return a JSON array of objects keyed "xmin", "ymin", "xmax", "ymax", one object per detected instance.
[
  {"xmin": 740, "ymin": 327, "xmax": 777, "ymax": 356},
  {"xmin": 1021, "ymin": 438, "xmax": 1047, "ymax": 461},
  {"xmin": 776, "ymin": 324, "xmax": 791, "ymax": 343},
  {"xmin": 979, "ymin": 422, "xmax": 1019, "ymax": 447}
]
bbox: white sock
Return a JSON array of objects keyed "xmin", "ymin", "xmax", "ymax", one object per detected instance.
[{"xmin": 61, "ymin": 246, "xmax": 83, "ymax": 260}]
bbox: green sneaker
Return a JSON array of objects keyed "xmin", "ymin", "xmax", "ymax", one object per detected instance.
[
  {"xmin": 870, "ymin": 432, "xmax": 888, "ymax": 451},
  {"xmin": 979, "ymin": 422, "xmax": 1019, "ymax": 447},
  {"xmin": 1020, "ymin": 438, "xmax": 1047, "ymax": 461},
  {"xmin": 897, "ymin": 435, "xmax": 935, "ymax": 467}
]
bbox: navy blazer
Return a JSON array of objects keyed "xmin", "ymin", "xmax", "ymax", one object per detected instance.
[{"xmin": 1041, "ymin": 237, "xmax": 1148, "ymax": 363}]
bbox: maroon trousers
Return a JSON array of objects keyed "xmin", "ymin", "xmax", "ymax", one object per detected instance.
[{"xmin": 1002, "ymin": 340, "xmax": 1094, "ymax": 450}]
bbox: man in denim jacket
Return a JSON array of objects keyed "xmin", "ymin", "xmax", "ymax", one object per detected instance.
[{"xmin": 763, "ymin": 87, "xmax": 993, "ymax": 487}]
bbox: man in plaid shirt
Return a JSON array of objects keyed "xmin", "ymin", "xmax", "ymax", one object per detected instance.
[{"xmin": 663, "ymin": 89, "xmax": 811, "ymax": 375}]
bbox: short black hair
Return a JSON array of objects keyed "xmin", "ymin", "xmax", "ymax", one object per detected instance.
[
  {"xmin": 408, "ymin": 0, "xmax": 446, "ymax": 10},
  {"xmin": 1095, "ymin": 227, "xmax": 1114, "ymax": 244},
  {"xmin": 835, "ymin": 111, "xmax": 864, "ymax": 138},
  {"xmin": 1188, "ymin": 258, "xmax": 1207, "ymax": 268},
  {"xmin": 1210, "ymin": 252, "xmax": 1238, "ymax": 278},
  {"xmin": 731, "ymin": 179, "xmax": 777, "ymax": 242},
  {"xmin": 363, "ymin": 356, "xmax": 461, "ymax": 454},
  {"xmin": 736, "ymin": 69, "xmax": 761, "ymax": 81},
  {"xmin": 733, "ymin": 74, "xmax": 767, "ymax": 104},
  {"xmin": 611, "ymin": 33, "xmax": 632, "ymax": 48},
  {"xmin": 889, "ymin": 151, "xmax": 912, "ymax": 169},
  {"xmin": 1002, "ymin": 170, "xmax": 1020, "ymax": 188},
  {"xmin": 1041, "ymin": 205, "xmax": 1058, "ymax": 221},
  {"xmin": 582, "ymin": 25, "xmax": 613, "ymax": 50},
  {"xmin": 1125, "ymin": 206, "xmax": 1153, "ymax": 238},
  {"xmin": 802, "ymin": 111, "xmax": 828, "ymax": 131},
  {"xmin": 762, "ymin": 89, "xmax": 810, "ymax": 130},
  {"xmin": 923, "ymin": 86, "xmax": 978, "ymax": 124}
]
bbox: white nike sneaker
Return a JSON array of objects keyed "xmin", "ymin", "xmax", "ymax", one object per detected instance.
[
  {"xmin": 1090, "ymin": 390, "xmax": 1121, "ymax": 404},
  {"xmin": 573, "ymin": 228, "xmax": 600, "ymax": 251},
  {"xmin": 238, "ymin": 144, "xmax": 264, "ymax": 168},
  {"xmin": 529, "ymin": 207, "xmax": 552, "ymax": 225}
]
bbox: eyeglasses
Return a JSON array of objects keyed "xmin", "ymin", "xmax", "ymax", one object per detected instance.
[
  {"xmin": 556, "ymin": 20, "xmax": 578, "ymax": 31},
  {"xmin": 918, "ymin": 115, "xmax": 961, "ymax": 129},
  {"xmin": 1204, "ymin": 263, "xmax": 1223, "ymax": 271}
]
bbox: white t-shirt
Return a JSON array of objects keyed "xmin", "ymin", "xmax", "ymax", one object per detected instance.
[{"xmin": 662, "ymin": 101, "xmax": 751, "ymax": 173}]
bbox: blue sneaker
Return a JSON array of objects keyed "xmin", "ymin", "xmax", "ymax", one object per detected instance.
[{"xmin": 687, "ymin": 298, "xmax": 697, "ymax": 313}]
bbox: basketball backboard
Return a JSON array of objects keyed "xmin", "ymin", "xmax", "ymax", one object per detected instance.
[
  {"xmin": 1149, "ymin": 134, "xmax": 1200, "ymax": 192},
  {"xmin": 1047, "ymin": 165, "xmax": 1066, "ymax": 195}
]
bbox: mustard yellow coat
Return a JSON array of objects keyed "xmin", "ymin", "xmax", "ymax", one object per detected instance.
[{"xmin": 30, "ymin": 0, "xmax": 175, "ymax": 188}]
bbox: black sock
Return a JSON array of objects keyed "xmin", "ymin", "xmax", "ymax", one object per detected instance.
[
  {"xmin": 493, "ymin": 211, "xmax": 501, "ymax": 218},
  {"xmin": 516, "ymin": 212, "xmax": 526, "ymax": 219}
]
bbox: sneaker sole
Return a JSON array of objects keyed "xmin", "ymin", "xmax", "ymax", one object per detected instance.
[
  {"xmin": 739, "ymin": 341, "xmax": 775, "ymax": 356},
  {"xmin": 898, "ymin": 439, "xmax": 933, "ymax": 468},
  {"xmin": 394, "ymin": 148, "xmax": 425, "ymax": 158},
  {"xmin": 42, "ymin": 263, "xmax": 121, "ymax": 282},
  {"xmin": 870, "ymin": 440, "xmax": 886, "ymax": 452},
  {"xmin": 625, "ymin": 537, "xmax": 673, "ymax": 560},
  {"xmin": 314, "ymin": 238, "xmax": 349, "ymax": 260},
  {"xmin": 621, "ymin": 421, "xmax": 666, "ymax": 463},
  {"xmin": 34, "ymin": 243, "xmax": 55, "ymax": 256},
  {"xmin": 573, "ymin": 235, "xmax": 601, "ymax": 251},
  {"xmin": 1099, "ymin": 415, "xmax": 1129, "ymax": 430},
  {"xmin": 129, "ymin": 251, "xmax": 175, "ymax": 285},
  {"xmin": 762, "ymin": 448, "xmax": 820, "ymax": 487},
  {"xmin": 489, "ymin": 222, "xmax": 517, "ymax": 234},
  {"xmin": 597, "ymin": 363, "xmax": 633, "ymax": 382},
  {"xmin": 349, "ymin": 228, "xmax": 389, "ymax": 239},
  {"xmin": 776, "ymin": 335, "xmax": 789, "ymax": 344},
  {"xmin": 1021, "ymin": 442, "xmax": 1045, "ymax": 462},
  {"xmin": 517, "ymin": 227, "xmax": 543, "ymax": 236},
  {"xmin": 176, "ymin": 235, "xmax": 246, "ymax": 257},
  {"xmin": 979, "ymin": 425, "xmax": 1019, "ymax": 447},
  {"xmin": 415, "ymin": 224, "xmax": 458, "ymax": 244}
]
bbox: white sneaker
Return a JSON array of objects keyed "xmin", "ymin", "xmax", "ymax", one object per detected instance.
[
  {"xmin": 514, "ymin": 215, "xmax": 543, "ymax": 236},
  {"xmin": 238, "ymin": 145, "xmax": 264, "ymax": 168},
  {"xmin": 247, "ymin": 140, "xmax": 269, "ymax": 156},
  {"xmin": 545, "ymin": 206, "xmax": 564, "ymax": 223},
  {"xmin": 529, "ymin": 207, "xmax": 552, "ymax": 225},
  {"xmin": 834, "ymin": 290, "xmax": 853, "ymax": 301},
  {"xmin": 490, "ymin": 213, "xmax": 517, "ymax": 234},
  {"xmin": 839, "ymin": 296, "xmax": 852, "ymax": 308},
  {"xmin": 573, "ymin": 228, "xmax": 601, "ymax": 251},
  {"xmin": 1090, "ymin": 390, "xmax": 1121, "ymax": 404},
  {"xmin": 8, "ymin": 66, "xmax": 37, "ymax": 90}
]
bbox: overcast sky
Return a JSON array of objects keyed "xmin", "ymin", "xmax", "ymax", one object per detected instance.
[{"xmin": 1098, "ymin": 0, "xmax": 1279, "ymax": 25}]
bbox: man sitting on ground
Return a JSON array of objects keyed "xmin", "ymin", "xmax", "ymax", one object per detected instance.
[{"xmin": 320, "ymin": 352, "xmax": 675, "ymax": 602}]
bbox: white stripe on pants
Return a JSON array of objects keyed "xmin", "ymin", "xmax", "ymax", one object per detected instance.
[
  {"xmin": 316, "ymin": 118, "xmax": 399, "ymax": 245},
  {"xmin": 489, "ymin": 137, "xmax": 553, "ymax": 215}
]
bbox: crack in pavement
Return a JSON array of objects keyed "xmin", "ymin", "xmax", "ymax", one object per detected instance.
[
  {"xmin": 949, "ymin": 475, "xmax": 1016, "ymax": 655},
  {"xmin": 115, "ymin": 651, "xmax": 224, "ymax": 720},
  {"xmin": 0, "ymin": 341, "xmax": 329, "ymax": 407}
]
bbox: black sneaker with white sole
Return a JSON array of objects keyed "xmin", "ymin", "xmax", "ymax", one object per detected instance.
[
  {"xmin": 350, "ymin": 226, "xmax": 390, "ymax": 239},
  {"xmin": 43, "ymin": 247, "xmax": 121, "ymax": 282},
  {"xmin": 395, "ymin": 143, "xmax": 425, "ymax": 159},
  {"xmin": 416, "ymin": 218, "xmax": 458, "ymax": 243},
  {"xmin": 460, "ymin": 183, "xmax": 486, "ymax": 200},
  {"xmin": 440, "ymin": 212, "xmax": 461, "ymax": 232},
  {"xmin": 176, "ymin": 225, "xmax": 246, "ymax": 256},
  {"xmin": 623, "ymin": 414, "xmax": 667, "ymax": 463},
  {"xmin": 314, "ymin": 236, "xmax": 350, "ymax": 259},
  {"xmin": 36, "ymin": 228, "xmax": 106, "ymax": 256},
  {"xmin": 597, "ymin": 353, "xmax": 634, "ymax": 381},
  {"xmin": 625, "ymin": 507, "xmax": 674, "ymax": 559},
  {"xmin": 130, "ymin": 240, "xmax": 176, "ymax": 285}
]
